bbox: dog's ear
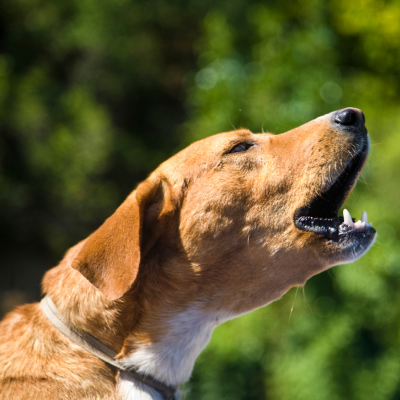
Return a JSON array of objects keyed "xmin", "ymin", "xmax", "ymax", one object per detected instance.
[{"xmin": 72, "ymin": 176, "xmax": 174, "ymax": 300}]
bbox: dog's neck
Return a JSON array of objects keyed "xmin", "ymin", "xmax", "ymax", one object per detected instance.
[
  {"xmin": 119, "ymin": 304, "xmax": 232, "ymax": 385},
  {"xmin": 42, "ymin": 242, "xmax": 234, "ymax": 398},
  {"xmin": 42, "ymin": 239, "xmax": 297, "ymax": 400},
  {"xmin": 117, "ymin": 305, "xmax": 232, "ymax": 400}
]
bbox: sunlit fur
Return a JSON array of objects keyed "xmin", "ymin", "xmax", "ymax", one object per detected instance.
[{"xmin": 0, "ymin": 110, "xmax": 373, "ymax": 399}]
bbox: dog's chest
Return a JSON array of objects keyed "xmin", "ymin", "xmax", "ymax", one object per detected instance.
[{"xmin": 117, "ymin": 307, "xmax": 232, "ymax": 398}]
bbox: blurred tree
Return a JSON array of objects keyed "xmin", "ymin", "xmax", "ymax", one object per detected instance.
[{"xmin": 0, "ymin": 0, "xmax": 207, "ymax": 303}]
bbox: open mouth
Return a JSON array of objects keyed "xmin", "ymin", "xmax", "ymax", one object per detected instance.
[{"xmin": 294, "ymin": 142, "xmax": 375, "ymax": 241}]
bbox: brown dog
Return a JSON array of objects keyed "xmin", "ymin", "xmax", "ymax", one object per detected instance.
[{"xmin": 0, "ymin": 108, "xmax": 375, "ymax": 400}]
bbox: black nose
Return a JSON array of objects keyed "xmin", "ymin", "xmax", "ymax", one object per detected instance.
[{"xmin": 334, "ymin": 108, "xmax": 366, "ymax": 131}]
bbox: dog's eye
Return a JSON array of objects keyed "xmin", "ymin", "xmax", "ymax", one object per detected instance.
[{"xmin": 227, "ymin": 142, "xmax": 254, "ymax": 154}]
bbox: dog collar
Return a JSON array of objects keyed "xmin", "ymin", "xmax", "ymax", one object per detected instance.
[{"xmin": 40, "ymin": 295, "xmax": 178, "ymax": 400}]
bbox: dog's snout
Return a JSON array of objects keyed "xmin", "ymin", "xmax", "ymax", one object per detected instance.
[{"xmin": 334, "ymin": 108, "xmax": 366, "ymax": 131}]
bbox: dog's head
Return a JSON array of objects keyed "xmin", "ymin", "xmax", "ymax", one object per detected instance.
[{"xmin": 72, "ymin": 108, "xmax": 375, "ymax": 315}]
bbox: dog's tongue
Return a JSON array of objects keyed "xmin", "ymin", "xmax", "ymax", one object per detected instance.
[{"xmin": 342, "ymin": 209, "xmax": 373, "ymax": 229}]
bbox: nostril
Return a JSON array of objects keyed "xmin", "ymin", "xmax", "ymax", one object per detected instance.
[{"xmin": 334, "ymin": 108, "xmax": 359, "ymax": 126}]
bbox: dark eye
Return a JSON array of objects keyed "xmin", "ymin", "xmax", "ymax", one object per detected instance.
[{"xmin": 227, "ymin": 142, "xmax": 254, "ymax": 154}]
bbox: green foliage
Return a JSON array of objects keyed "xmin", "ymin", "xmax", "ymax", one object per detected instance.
[
  {"xmin": 0, "ymin": 0, "xmax": 205, "ymax": 260},
  {"xmin": 1, "ymin": 0, "xmax": 400, "ymax": 398}
]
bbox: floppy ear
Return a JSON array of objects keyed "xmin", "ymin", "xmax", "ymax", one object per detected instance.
[{"xmin": 72, "ymin": 177, "xmax": 173, "ymax": 300}]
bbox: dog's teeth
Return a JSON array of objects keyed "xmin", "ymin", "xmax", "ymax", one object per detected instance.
[
  {"xmin": 343, "ymin": 210, "xmax": 372, "ymax": 230},
  {"xmin": 343, "ymin": 209, "xmax": 353, "ymax": 226},
  {"xmin": 361, "ymin": 211, "xmax": 368, "ymax": 224},
  {"xmin": 362, "ymin": 211, "xmax": 373, "ymax": 227},
  {"xmin": 354, "ymin": 220, "xmax": 366, "ymax": 229}
]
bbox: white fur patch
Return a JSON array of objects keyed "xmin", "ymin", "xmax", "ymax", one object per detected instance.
[
  {"xmin": 118, "ymin": 372, "xmax": 165, "ymax": 400},
  {"xmin": 117, "ymin": 307, "xmax": 232, "ymax": 399}
]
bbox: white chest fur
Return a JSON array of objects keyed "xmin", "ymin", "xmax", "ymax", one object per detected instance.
[
  {"xmin": 117, "ymin": 307, "xmax": 231, "ymax": 399},
  {"xmin": 118, "ymin": 373, "xmax": 166, "ymax": 400}
]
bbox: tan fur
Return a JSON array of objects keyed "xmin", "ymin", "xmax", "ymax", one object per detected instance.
[{"xmin": 0, "ymin": 112, "xmax": 368, "ymax": 399}]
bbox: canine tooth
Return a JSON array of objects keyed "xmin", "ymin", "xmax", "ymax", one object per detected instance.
[
  {"xmin": 343, "ymin": 209, "xmax": 353, "ymax": 226},
  {"xmin": 361, "ymin": 211, "xmax": 368, "ymax": 224}
]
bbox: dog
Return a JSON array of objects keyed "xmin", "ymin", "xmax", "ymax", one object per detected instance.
[{"xmin": 0, "ymin": 108, "xmax": 375, "ymax": 400}]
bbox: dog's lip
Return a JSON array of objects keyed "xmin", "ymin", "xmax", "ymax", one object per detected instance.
[
  {"xmin": 320, "ymin": 141, "xmax": 369, "ymax": 196},
  {"xmin": 293, "ymin": 141, "xmax": 371, "ymax": 241},
  {"xmin": 294, "ymin": 214, "xmax": 376, "ymax": 241}
]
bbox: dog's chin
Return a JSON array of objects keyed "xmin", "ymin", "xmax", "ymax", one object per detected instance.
[
  {"xmin": 324, "ymin": 227, "xmax": 376, "ymax": 265},
  {"xmin": 293, "ymin": 138, "xmax": 376, "ymax": 264}
]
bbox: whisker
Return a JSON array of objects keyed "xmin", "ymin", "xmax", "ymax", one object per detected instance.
[
  {"xmin": 302, "ymin": 285, "xmax": 314, "ymax": 315},
  {"xmin": 227, "ymin": 114, "xmax": 237, "ymax": 131},
  {"xmin": 289, "ymin": 286, "xmax": 300, "ymax": 321}
]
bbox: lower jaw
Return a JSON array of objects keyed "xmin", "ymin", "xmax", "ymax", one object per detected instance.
[
  {"xmin": 325, "ymin": 228, "xmax": 377, "ymax": 264},
  {"xmin": 294, "ymin": 215, "xmax": 376, "ymax": 263}
]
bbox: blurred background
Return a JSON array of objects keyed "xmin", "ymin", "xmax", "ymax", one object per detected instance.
[{"xmin": 1, "ymin": 0, "xmax": 400, "ymax": 398}]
